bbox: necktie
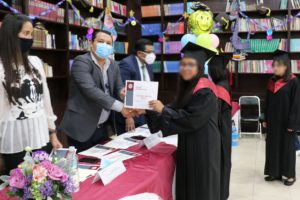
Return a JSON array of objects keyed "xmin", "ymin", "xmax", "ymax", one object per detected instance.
[{"xmin": 142, "ymin": 65, "xmax": 146, "ymax": 81}]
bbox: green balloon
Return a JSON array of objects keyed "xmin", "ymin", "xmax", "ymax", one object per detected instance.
[{"xmin": 196, "ymin": 34, "xmax": 213, "ymax": 49}]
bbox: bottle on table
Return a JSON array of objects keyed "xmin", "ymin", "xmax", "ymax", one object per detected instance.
[{"xmin": 66, "ymin": 146, "xmax": 80, "ymax": 192}]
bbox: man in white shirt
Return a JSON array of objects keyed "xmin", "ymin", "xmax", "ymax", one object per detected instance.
[{"xmin": 115, "ymin": 39, "xmax": 156, "ymax": 134}]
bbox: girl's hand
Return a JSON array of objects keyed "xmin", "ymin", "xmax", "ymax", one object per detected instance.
[
  {"xmin": 50, "ymin": 133, "xmax": 63, "ymax": 150},
  {"xmin": 149, "ymin": 100, "xmax": 165, "ymax": 113}
]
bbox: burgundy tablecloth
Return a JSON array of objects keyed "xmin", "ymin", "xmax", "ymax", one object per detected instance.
[{"xmin": 0, "ymin": 142, "xmax": 176, "ymax": 200}]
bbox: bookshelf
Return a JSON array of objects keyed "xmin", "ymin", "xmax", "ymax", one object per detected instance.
[
  {"xmin": 0, "ymin": 0, "xmax": 130, "ymax": 127},
  {"xmin": 138, "ymin": 0, "xmax": 300, "ymax": 105}
]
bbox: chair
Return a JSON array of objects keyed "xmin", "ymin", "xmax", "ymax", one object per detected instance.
[{"xmin": 238, "ymin": 96, "xmax": 262, "ymax": 138}]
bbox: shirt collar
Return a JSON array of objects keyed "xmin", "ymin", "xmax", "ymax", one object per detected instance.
[
  {"xmin": 91, "ymin": 52, "xmax": 110, "ymax": 69},
  {"xmin": 135, "ymin": 56, "xmax": 145, "ymax": 68}
]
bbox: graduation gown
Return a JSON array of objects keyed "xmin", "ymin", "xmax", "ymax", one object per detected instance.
[
  {"xmin": 216, "ymin": 81, "xmax": 232, "ymax": 200},
  {"xmin": 264, "ymin": 75, "xmax": 300, "ymax": 178},
  {"xmin": 146, "ymin": 77, "xmax": 221, "ymax": 200}
]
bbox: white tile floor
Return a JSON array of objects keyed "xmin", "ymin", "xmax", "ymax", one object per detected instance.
[{"xmin": 230, "ymin": 137, "xmax": 300, "ymax": 200}]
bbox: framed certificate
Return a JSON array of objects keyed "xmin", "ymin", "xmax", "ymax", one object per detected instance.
[{"xmin": 124, "ymin": 80, "xmax": 159, "ymax": 109}]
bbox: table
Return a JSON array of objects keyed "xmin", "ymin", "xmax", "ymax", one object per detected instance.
[{"xmin": 0, "ymin": 142, "xmax": 176, "ymax": 200}]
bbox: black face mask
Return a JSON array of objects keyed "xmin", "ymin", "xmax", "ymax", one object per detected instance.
[{"xmin": 19, "ymin": 38, "xmax": 33, "ymax": 53}]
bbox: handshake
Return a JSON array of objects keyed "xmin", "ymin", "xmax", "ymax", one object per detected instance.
[{"xmin": 120, "ymin": 108, "xmax": 146, "ymax": 118}]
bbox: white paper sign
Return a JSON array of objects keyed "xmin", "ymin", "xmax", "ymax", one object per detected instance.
[
  {"xmin": 143, "ymin": 133, "xmax": 162, "ymax": 150},
  {"xmin": 124, "ymin": 80, "xmax": 159, "ymax": 109},
  {"xmin": 93, "ymin": 161, "xmax": 126, "ymax": 185}
]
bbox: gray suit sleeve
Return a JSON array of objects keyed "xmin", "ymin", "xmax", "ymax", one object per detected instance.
[
  {"xmin": 112, "ymin": 60, "xmax": 125, "ymax": 99},
  {"xmin": 71, "ymin": 57, "xmax": 116, "ymax": 110}
]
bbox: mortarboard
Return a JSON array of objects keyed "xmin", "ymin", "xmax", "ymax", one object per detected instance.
[
  {"xmin": 215, "ymin": 13, "xmax": 231, "ymax": 29},
  {"xmin": 181, "ymin": 42, "xmax": 217, "ymax": 67}
]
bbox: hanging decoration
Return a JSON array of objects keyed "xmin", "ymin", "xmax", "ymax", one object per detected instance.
[{"xmin": 0, "ymin": 0, "xmax": 20, "ymax": 14}]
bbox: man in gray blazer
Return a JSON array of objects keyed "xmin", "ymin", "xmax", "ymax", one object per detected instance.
[{"xmin": 59, "ymin": 30, "xmax": 132, "ymax": 152}]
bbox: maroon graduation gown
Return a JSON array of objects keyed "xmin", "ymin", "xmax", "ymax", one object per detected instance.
[
  {"xmin": 216, "ymin": 81, "xmax": 232, "ymax": 200},
  {"xmin": 264, "ymin": 75, "xmax": 300, "ymax": 178},
  {"xmin": 146, "ymin": 77, "xmax": 221, "ymax": 200}
]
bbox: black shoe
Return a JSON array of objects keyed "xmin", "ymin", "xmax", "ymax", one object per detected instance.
[
  {"xmin": 284, "ymin": 178, "xmax": 296, "ymax": 186},
  {"xmin": 264, "ymin": 176, "xmax": 282, "ymax": 181}
]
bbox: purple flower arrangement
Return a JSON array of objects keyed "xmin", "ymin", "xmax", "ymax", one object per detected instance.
[{"xmin": 0, "ymin": 148, "xmax": 76, "ymax": 200}]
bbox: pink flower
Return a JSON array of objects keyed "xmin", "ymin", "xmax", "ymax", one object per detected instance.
[
  {"xmin": 9, "ymin": 168, "xmax": 26, "ymax": 189},
  {"xmin": 48, "ymin": 165, "xmax": 64, "ymax": 181},
  {"xmin": 41, "ymin": 160, "xmax": 52, "ymax": 170},
  {"xmin": 60, "ymin": 173, "xmax": 69, "ymax": 183},
  {"xmin": 32, "ymin": 164, "xmax": 47, "ymax": 182}
]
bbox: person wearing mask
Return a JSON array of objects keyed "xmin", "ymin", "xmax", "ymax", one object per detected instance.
[
  {"xmin": 145, "ymin": 42, "xmax": 221, "ymax": 200},
  {"xmin": 0, "ymin": 14, "xmax": 62, "ymax": 174},
  {"xmin": 59, "ymin": 30, "xmax": 133, "ymax": 152},
  {"xmin": 115, "ymin": 38, "xmax": 155, "ymax": 134},
  {"xmin": 263, "ymin": 50, "xmax": 300, "ymax": 186},
  {"xmin": 208, "ymin": 55, "xmax": 232, "ymax": 200}
]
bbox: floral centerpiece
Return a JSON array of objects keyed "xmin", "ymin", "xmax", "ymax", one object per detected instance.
[{"xmin": 0, "ymin": 147, "xmax": 76, "ymax": 200}]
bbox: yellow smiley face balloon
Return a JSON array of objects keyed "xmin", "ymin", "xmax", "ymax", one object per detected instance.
[{"xmin": 188, "ymin": 9, "xmax": 214, "ymax": 35}]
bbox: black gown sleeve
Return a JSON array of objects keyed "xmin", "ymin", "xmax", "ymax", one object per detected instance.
[
  {"xmin": 146, "ymin": 89, "xmax": 217, "ymax": 136},
  {"xmin": 287, "ymin": 78, "xmax": 300, "ymax": 131}
]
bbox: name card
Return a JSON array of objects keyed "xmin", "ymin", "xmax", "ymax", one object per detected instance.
[{"xmin": 93, "ymin": 161, "xmax": 126, "ymax": 185}]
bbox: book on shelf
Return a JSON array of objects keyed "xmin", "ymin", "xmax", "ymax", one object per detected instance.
[
  {"xmin": 33, "ymin": 23, "xmax": 56, "ymax": 49},
  {"xmin": 69, "ymin": 32, "xmax": 90, "ymax": 51},
  {"xmin": 164, "ymin": 3, "xmax": 184, "ymax": 16},
  {"xmin": 141, "ymin": 5, "xmax": 161, "ymax": 17},
  {"xmin": 141, "ymin": 23, "xmax": 161, "ymax": 36},
  {"xmin": 164, "ymin": 61, "xmax": 180, "ymax": 73},
  {"xmin": 164, "ymin": 41, "xmax": 181, "ymax": 54},
  {"xmin": 290, "ymin": 39, "xmax": 300, "ymax": 52},
  {"xmin": 152, "ymin": 61, "xmax": 161, "ymax": 73},
  {"xmin": 165, "ymin": 22, "xmax": 184, "ymax": 35},
  {"xmin": 280, "ymin": 0, "xmax": 288, "ymax": 9},
  {"xmin": 187, "ymin": 2, "xmax": 195, "ymax": 14},
  {"xmin": 238, "ymin": 60, "xmax": 273, "ymax": 74},
  {"xmin": 29, "ymin": 0, "xmax": 65, "ymax": 23},
  {"xmin": 43, "ymin": 62, "xmax": 53, "ymax": 78},
  {"xmin": 85, "ymin": 0, "xmax": 103, "ymax": 9},
  {"xmin": 291, "ymin": 18, "xmax": 300, "ymax": 30},
  {"xmin": 110, "ymin": 1, "xmax": 127, "ymax": 16},
  {"xmin": 238, "ymin": 17, "xmax": 287, "ymax": 32},
  {"xmin": 291, "ymin": 60, "xmax": 300, "ymax": 73},
  {"xmin": 154, "ymin": 42, "xmax": 161, "ymax": 54},
  {"xmin": 291, "ymin": 0, "xmax": 300, "ymax": 9},
  {"xmin": 114, "ymin": 41, "xmax": 128, "ymax": 54},
  {"xmin": 226, "ymin": 0, "xmax": 287, "ymax": 11}
]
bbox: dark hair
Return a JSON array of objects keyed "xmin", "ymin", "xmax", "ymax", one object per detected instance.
[
  {"xmin": 134, "ymin": 38, "xmax": 153, "ymax": 54},
  {"xmin": 0, "ymin": 14, "xmax": 36, "ymax": 103},
  {"xmin": 173, "ymin": 57, "xmax": 203, "ymax": 109},
  {"xmin": 92, "ymin": 29, "xmax": 113, "ymax": 42},
  {"xmin": 272, "ymin": 59, "xmax": 292, "ymax": 82},
  {"xmin": 208, "ymin": 62, "xmax": 230, "ymax": 83}
]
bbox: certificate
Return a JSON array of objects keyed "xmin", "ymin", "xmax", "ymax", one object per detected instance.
[{"xmin": 124, "ymin": 80, "xmax": 159, "ymax": 109}]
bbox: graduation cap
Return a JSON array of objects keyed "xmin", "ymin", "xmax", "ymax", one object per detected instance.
[
  {"xmin": 181, "ymin": 42, "xmax": 217, "ymax": 67},
  {"xmin": 273, "ymin": 49, "xmax": 290, "ymax": 67},
  {"xmin": 215, "ymin": 13, "xmax": 231, "ymax": 29}
]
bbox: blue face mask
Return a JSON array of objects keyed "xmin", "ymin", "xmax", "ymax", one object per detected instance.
[{"xmin": 95, "ymin": 43, "xmax": 113, "ymax": 59}]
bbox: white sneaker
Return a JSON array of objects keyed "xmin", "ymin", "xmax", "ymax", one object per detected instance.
[{"xmin": 296, "ymin": 150, "xmax": 300, "ymax": 157}]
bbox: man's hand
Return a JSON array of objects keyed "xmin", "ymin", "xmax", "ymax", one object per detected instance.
[
  {"xmin": 126, "ymin": 117, "xmax": 135, "ymax": 132},
  {"xmin": 121, "ymin": 107, "xmax": 133, "ymax": 118},
  {"xmin": 133, "ymin": 109, "xmax": 146, "ymax": 116},
  {"xmin": 50, "ymin": 133, "xmax": 63, "ymax": 150},
  {"xmin": 149, "ymin": 100, "xmax": 165, "ymax": 113},
  {"xmin": 120, "ymin": 88, "xmax": 126, "ymax": 100}
]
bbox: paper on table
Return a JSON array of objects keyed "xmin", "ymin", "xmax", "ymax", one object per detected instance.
[
  {"xmin": 104, "ymin": 138, "xmax": 138, "ymax": 149},
  {"xmin": 119, "ymin": 193, "xmax": 163, "ymax": 200},
  {"xmin": 124, "ymin": 80, "xmax": 159, "ymax": 110},
  {"xmin": 101, "ymin": 150, "xmax": 140, "ymax": 163},
  {"xmin": 93, "ymin": 161, "xmax": 126, "ymax": 185},
  {"xmin": 78, "ymin": 164, "xmax": 100, "ymax": 182},
  {"xmin": 78, "ymin": 144, "xmax": 113, "ymax": 158}
]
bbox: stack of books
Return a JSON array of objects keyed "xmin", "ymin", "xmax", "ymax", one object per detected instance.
[
  {"xmin": 69, "ymin": 32, "xmax": 90, "ymax": 51},
  {"xmin": 239, "ymin": 18, "xmax": 287, "ymax": 32},
  {"xmin": 86, "ymin": 0, "xmax": 103, "ymax": 9},
  {"xmin": 164, "ymin": 61, "xmax": 180, "ymax": 73},
  {"xmin": 278, "ymin": 39, "xmax": 288, "ymax": 51},
  {"xmin": 280, "ymin": 0, "xmax": 288, "ymax": 9},
  {"xmin": 43, "ymin": 62, "xmax": 53, "ymax": 78},
  {"xmin": 11, "ymin": 0, "xmax": 22, "ymax": 12},
  {"xmin": 165, "ymin": 22, "xmax": 184, "ymax": 35},
  {"xmin": 29, "ymin": 0, "xmax": 65, "ymax": 23},
  {"xmin": 226, "ymin": 0, "xmax": 287, "ymax": 11},
  {"xmin": 154, "ymin": 42, "xmax": 162, "ymax": 54},
  {"xmin": 110, "ymin": 1, "xmax": 127, "ymax": 16},
  {"xmin": 291, "ymin": 60, "xmax": 300, "ymax": 73},
  {"xmin": 141, "ymin": 5, "xmax": 161, "ymax": 17},
  {"xmin": 164, "ymin": 41, "xmax": 181, "ymax": 54},
  {"xmin": 291, "ymin": 18, "xmax": 300, "ymax": 30},
  {"xmin": 68, "ymin": 9, "xmax": 81, "ymax": 26},
  {"xmin": 164, "ymin": 3, "xmax": 184, "ymax": 16},
  {"xmin": 224, "ymin": 42, "xmax": 235, "ymax": 53},
  {"xmin": 238, "ymin": 60, "xmax": 274, "ymax": 74},
  {"xmin": 227, "ymin": 60, "xmax": 236, "ymax": 73},
  {"xmin": 114, "ymin": 41, "xmax": 128, "ymax": 54},
  {"xmin": 32, "ymin": 23, "xmax": 56, "ymax": 49},
  {"xmin": 152, "ymin": 61, "xmax": 161, "ymax": 73},
  {"xmin": 141, "ymin": 23, "xmax": 161, "ymax": 36},
  {"xmin": 291, "ymin": 0, "xmax": 300, "ymax": 8},
  {"xmin": 290, "ymin": 39, "xmax": 300, "ymax": 52}
]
